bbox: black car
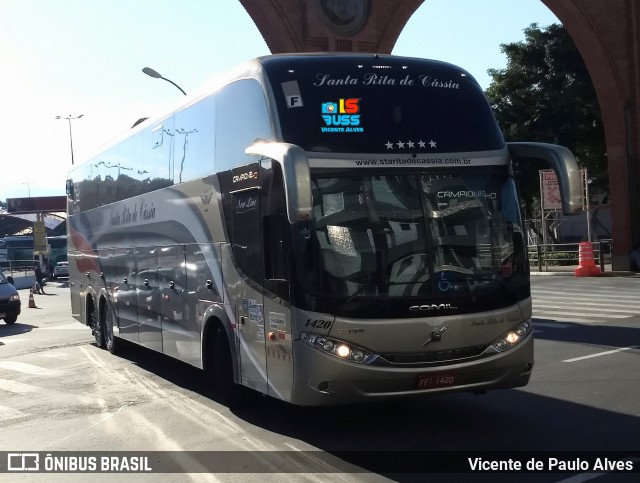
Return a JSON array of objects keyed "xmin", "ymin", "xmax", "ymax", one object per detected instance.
[{"xmin": 0, "ymin": 269, "xmax": 21, "ymax": 324}]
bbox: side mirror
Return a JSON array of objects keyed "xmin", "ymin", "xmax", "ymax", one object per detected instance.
[
  {"xmin": 245, "ymin": 142, "xmax": 312, "ymax": 223},
  {"xmin": 508, "ymin": 142, "xmax": 582, "ymax": 215},
  {"xmin": 7, "ymin": 276, "xmax": 14, "ymax": 286}
]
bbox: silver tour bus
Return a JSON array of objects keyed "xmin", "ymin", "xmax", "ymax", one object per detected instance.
[{"xmin": 66, "ymin": 54, "xmax": 582, "ymax": 406}]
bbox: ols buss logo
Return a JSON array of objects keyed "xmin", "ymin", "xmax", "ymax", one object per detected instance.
[{"xmin": 321, "ymin": 98, "xmax": 363, "ymax": 132}]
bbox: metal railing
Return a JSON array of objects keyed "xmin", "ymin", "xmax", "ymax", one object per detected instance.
[{"xmin": 527, "ymin": 239, "xmax": 613, "ymax": 272}]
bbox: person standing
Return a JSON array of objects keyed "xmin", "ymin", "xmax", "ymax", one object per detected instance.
[{"xmin": 34, "ymin": 264, "xmax": 46, "ymax": 294}]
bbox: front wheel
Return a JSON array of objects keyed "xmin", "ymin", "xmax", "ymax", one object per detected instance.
[{"xmin": 213, "ymin": 326, "xmax": 242, "ymax": 407}]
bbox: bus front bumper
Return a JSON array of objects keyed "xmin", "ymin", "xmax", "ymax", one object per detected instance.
[{"xmin": 288, "ymin": 332, "xmax": 534, "ymax": 406}]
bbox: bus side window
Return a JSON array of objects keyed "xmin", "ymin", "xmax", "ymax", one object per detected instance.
[{"xmin": 230, "ymin": 189, "xmax": 263, "ymax": 284}]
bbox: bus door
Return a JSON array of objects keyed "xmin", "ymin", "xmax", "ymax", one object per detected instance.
[
  {"xmin": 230, "ymin": 188, "xmax": 268, "ymax": 394},
  {"xmin": 136, "ymin": 247, "xmax": 162, "ymax": 352},
  {"xmin": 114, "ymin": 248, "xmax": 138, "ymax": 342}
]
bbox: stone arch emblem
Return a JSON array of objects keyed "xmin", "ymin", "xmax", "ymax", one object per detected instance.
[{"xmin": 316, "ymin": 0, "xmax": 370, "ymax": 37}]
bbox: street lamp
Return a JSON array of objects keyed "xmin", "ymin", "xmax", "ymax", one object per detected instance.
[
  {"xmin": 142, "ymin": 67, "xmax": 187, "ymax": 96},
  {"xmin": 56, "ymin": 114, "xmax": 84, "ymax": 165}
]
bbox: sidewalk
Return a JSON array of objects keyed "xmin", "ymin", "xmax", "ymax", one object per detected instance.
[{"xmin": 530, "ymin": 266, "xmax": 640, "ymax": 277}]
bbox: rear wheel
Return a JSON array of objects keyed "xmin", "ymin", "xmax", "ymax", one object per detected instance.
[
  {"xmin": 213, "ymin": 326, "xmax": 242, "ymax": 407},
  {"xmin": 90, "ymin": 303, "xmax": 104, "ymax": 348},
  {"xmin": 102, "ymin": 303, "xmax": 118, "ymax": 354}
]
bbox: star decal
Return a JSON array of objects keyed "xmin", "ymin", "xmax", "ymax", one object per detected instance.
[{"xmin": 382, "ymin": 139, "xmax": 438, "ymax": 150}]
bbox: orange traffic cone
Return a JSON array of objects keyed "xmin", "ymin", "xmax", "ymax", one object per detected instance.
[
  {"xmin": 28, "ymin": 288, "xmax": 37, "ymax": 308},
  {"xmin": 574, "ymin": 241, "xmax": 601, "ymax": 277}
]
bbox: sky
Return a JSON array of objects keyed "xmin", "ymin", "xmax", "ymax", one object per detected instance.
[{"xmin": 0, "ymin": 0, "xmax": 560, "ymax": 202}]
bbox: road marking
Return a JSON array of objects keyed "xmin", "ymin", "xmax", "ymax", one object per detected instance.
[
  {"xmin": 0, "ymin": 404, "xmax": 30, "ymax": 422},
  {"xmin": 78, "ymin": 345, "xmax": 106, "ymax": 368},
  {"xmin": 0, "ymin": 378, "xmax": 45, "ymax": 394},
  {"xmin": 532, "ymin": 321, "xmax": 570, "ymax": 329},
  {"xmin": 0, "ymin": 361, "xmax": 65, "ymax": 376},
  {"xmin": 0, "ymin": 338, "xmax": 29, "ymax": 345},
  {"xmin": 38, "ymin": 352, "xmax": 71, "ymax": 359},
  {"xmin": 563, "ymin": 346, "xmax": 640, "ymax": 362},
  {"xmin": 40, "ymin": 323, "xmax": 86, "ymax": 330},
  {"xmin": 533, "ymin": 309, "xmax": 630, "ymax": 318},
  {"xmin": 533, "ymin": 302, "xmax": 640, "ymax": 313}
]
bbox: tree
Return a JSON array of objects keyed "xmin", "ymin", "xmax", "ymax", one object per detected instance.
[{"xmin": 485, "ymin": 23, "xmax": 607, "ymax": 215}]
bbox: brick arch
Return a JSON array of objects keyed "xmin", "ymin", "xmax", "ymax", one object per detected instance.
[
  {"xmin": 540, "ymin": 0, "xmax": 639, "ymax": 269},
  {"xmin": 239, "ymin": 0, "xmax": 640, "ymax": 268}
]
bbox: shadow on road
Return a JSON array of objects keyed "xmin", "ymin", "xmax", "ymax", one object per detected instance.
[{"xmin": 100, "ymin": 337, "xmax": 640, "ymax": 480}]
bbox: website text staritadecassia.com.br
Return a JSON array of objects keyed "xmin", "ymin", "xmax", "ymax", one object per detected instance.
[{"xmin": 355, "ymin": 157, "xmax": 472, "ymax": 166}]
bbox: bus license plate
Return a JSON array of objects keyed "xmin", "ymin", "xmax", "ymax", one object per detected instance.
[{"xmin": 417, "ymin": 373, "xmax": 455, "ymax": 389}]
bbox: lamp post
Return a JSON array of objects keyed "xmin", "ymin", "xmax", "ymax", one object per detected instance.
[
  {"xmin": 142, "ymin": 67, "xmax": 187, "ymax": 96},
  {"xmin": 56, "ymin": 114, "xmax": 83, "ymax": 165}
]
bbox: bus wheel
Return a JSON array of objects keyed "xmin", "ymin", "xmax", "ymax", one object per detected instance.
[
  {"xmin": 214, "ymin": 326, "xmax": 242, "ymax": 407},
  {"xmin": 90, "ymin": 304, "xmax": 104, "ymax": 348},
  {"xmin": 102, "ymin": 303, "xmax": 118, "ymax": 354}
]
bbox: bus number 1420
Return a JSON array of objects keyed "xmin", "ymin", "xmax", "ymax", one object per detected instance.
[{"xmin": 305, "ymin": 319, "xmax": 333, "ymax": 330}]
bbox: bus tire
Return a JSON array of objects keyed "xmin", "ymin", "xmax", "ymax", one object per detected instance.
[
  {"xmin": 90, "ymin": 302, "xmax": 104, "ymax": 348},
  {"xmin": 214, "ymin": 326, "xmax": 242, "ymax": 407},
  {"xmin": 102, "ymin": 303, "xmax": 118, "ymax": 355}
]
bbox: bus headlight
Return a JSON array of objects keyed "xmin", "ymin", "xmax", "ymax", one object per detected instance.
[
  {"xmin": 301, "ymin": 333, "xmax": 377, "ymax": 364},
  {"xmin": 491, "ymin": 321, "xmax": 532, "ymax": 352}
]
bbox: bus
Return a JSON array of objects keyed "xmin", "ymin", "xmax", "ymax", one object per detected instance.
[
  {"xmin": 0, "ymin": 235, "xmax": 67, "ymax": 272},
  {"xmin": 0, "ymin": 239, "xmax": 6, "ymax": 264},
  {"xmin": 66, "ymin": 54, "xmax": 582, "ymax": 406}
]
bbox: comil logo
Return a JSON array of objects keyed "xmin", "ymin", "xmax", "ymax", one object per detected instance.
[{"xmin": 321, "ymin": 98, "xmax": 361, "ymax": 127}]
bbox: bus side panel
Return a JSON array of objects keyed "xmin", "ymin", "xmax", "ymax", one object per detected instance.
[
  {"xmin": 263, "ymin": 297, "xmax": 293, "ymax": 401},
  {"xmin": 160, "ymin": 244, "xmax": 202, "ymax": 367},
  {"xmin": 68, "ymin": 249, "xmax": 83, "ymax": 321},
  {"xmin": 116, "ymin": 248, "xmax": 139, "ymax": 342},
  {"xmin": 220, "ymin": 243, "xmax": 264, "ymax": 392},
  {"xmin": 136, "ymin": 247, "xmax": 162, "ymax": 352}
]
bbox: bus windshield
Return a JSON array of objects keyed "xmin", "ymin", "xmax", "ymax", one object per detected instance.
[{"xmin": 296, "ymin": 169, "xmax": 527, "ymax": 315}]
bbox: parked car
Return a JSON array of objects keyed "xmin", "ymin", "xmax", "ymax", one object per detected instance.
[
  {"xmin": 0, "ymin": 269, "xmax": 21, "ymax": 324},
  {"xmin": 53, "ymin": 261, "xmax": 69, "ymax": 279}
]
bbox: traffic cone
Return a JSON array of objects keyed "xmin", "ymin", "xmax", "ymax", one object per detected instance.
[
  {"xmin": 575, "ymin": 241, "xmax": 601, "ymax": 277},
  {"xmin": 28, "ymin": 288, "xmax": 37, "ymax": 308}
]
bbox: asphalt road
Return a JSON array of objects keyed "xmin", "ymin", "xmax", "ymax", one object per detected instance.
[{"xmin": 0, "ymin": 277, "xmax": 639, "ymax": 482}]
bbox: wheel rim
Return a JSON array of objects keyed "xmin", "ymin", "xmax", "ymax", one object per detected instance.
[
  {"xmin": 105, "ymin": 307, "xmax": 114, "ymax": 348},
  {"xmin": 90, "ymin": 306, "xmax": 102, "ymax": 345}
]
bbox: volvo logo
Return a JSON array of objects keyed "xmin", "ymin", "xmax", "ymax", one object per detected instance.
[{"xmin": 409, "ymin": 303, "xmax": 457, "ymax": 312}]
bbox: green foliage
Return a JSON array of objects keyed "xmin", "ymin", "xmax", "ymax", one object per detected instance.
[
  {"xmin": 528, "ymin": 249, "xmax": 578, "ymax": 266},
  {"xmin": 485, "ymin": 23, "xmax": 608, "ymax": 212}
]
